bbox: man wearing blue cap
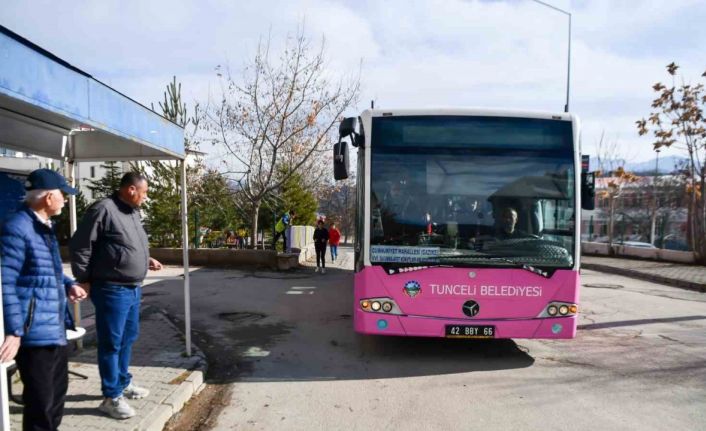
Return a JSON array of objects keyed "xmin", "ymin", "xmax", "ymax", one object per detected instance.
[{"xmin": 0, "ymin": 168, "xmax": 88, "ymax": 431}]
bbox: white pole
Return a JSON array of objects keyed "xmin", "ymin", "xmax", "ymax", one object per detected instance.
[
  {"xmin": 180, "ymin": 160, "xmax": 192, "ymax": 356},
  {"xmin": 67, "ymin": 157, "xmax": 82, "ymax": 343}
]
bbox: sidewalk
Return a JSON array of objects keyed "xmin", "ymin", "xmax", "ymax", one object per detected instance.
[
  {"xmin": 302, "ymin": 245, "xmax": 354, "ymax": 271},
  {"xmin": 8, "ymin": 267, "xmax": 206, "ymax": 431},
  {"xmin": 582, "ymin": 255, "xmax": 706, "ymax": 292}
]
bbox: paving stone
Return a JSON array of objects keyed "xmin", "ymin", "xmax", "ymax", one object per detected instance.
[
  {"xmin": 8, "ymin": 300, "xmax": 207, "ymax": 431},
  {"xmin": 582, "ymin": 256, "xmax": 706, "ymax": 292}
]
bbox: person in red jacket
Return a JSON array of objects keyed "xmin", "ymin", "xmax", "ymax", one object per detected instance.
[{"xmin": 329, "ymin": 222, "xmax": 341, "ymax": 262}]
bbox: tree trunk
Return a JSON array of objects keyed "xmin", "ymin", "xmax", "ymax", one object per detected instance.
[
  {"xmin": 251, "ymin": 201, "xmax": 261, "ymax": 249},
  {"xmin": 687, "ymin": 152, "xmax": 697, "ymax": 253},
  {"xmin": 650, "ymin": 209, "xmax": 657, "ymax": 246},
  {"xmin": 608, "ymin": 198, "xmax": 615, "ymax": 255},
  {"xmin": 694, "ymin": 169, "xmax": 706, "ymax": 264},
  {"xmin": 688, "ymin": 189, "xmax": 696, "ymax": 252}
]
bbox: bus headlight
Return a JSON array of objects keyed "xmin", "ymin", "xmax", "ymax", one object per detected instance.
[
  {"xmin": 359, "ymin": 298, "xmax": 403, "ymax": 315},
  {"xmin": 538, "ymin": 302, "xmax": 578, "ymax": 318}
]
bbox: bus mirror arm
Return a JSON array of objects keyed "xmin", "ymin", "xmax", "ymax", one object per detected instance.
[
  {"xmin": 581, "ymin": 172, "xmax": 596, "ymax": 210},
  {"xmin": 339, "ymin": 116, "xmax": 364, "ymax": 147}
]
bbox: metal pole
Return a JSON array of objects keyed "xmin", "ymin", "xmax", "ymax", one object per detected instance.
[
  {"xmin": 180, "ymin": 160, "xmax": 192, "ymax": 356},
  {"xmin": 66, "ymin": 145, "xmax": 83, "ymax": 348},
  {"xmin": 193, "ymin": 209, "xmax": 200, "ymax": 249},
  {"xmin": 651, "ymin": 149, "xmax": 660, "ymax": 245},
  {"xmin": 529, "ymin": 0, "xmax": 571, "ymax": 112},
  {"xmin": 565, "ymin": 13, "xmax": 571, "ymax": 112},
  {"xmin": 273, "ymin": 211, "xmax": 277, "ymax": 251}
]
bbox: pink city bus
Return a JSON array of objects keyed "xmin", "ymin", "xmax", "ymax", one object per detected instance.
[{"xmin": 333, "ymin": 109, "xmax": 595, "ymax": 339}]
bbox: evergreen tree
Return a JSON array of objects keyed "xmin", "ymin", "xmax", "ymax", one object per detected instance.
[
  {"xmin": 280, "ymin": 171, "xmax": 317, "ymax": 226},
  {"xmin": 53, "ymin": 189, "xmax": 89, "ymax": 245},
  {"xmin": 137, "ymin": 77, "xmax": 243, "ymax": 247},
  {"xmin": 261, "ymin": 168, "xmax": 317, "ymax": 234},
  {"xmin": 87, "ymin": 161, "xmax": 122, "ymax": 200},
  {"xmin": 193, "ymin": 170, "xmax": 243, "ymax": 232}
]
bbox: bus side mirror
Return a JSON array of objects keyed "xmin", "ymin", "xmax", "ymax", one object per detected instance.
[
  {"xmin": 333, "ymin": 140, "xmax": 349, "ymax": 180},
  {"xmin": 581, "ymin": 172, "xmax": 595, "ymax": 210}
]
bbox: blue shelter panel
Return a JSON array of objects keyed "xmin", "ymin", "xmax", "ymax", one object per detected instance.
[
  {"xmin": 0, "ymin": 25, "xmax": 185, "ymax": 160},
  {"xmin": 0, "ymin": 172, "xmax": 25, "ymax": 226},
  {"xmin": 89, "ymin": 81, "xmax": 184, "ymax": 156},
  {"xmin": 0, "ymin": 31, "xmax": 90, "ymax": 120}
]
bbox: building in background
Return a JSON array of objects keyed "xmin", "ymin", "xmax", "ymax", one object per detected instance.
[{"xmin": 581, "ymin": 175, "xmax": 689, "ymax": 250}]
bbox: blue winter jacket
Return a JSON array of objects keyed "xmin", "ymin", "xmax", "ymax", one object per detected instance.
[{"xmin": 1, "ymin": 205, "xmax": 76, "ymax": 347}]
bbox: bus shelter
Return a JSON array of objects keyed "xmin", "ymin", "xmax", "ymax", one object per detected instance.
[{"xmin": 0, "ymin": 25, "xmax": 193, "ymax": 428}]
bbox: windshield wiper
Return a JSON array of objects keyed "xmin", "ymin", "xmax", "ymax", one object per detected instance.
[
  {"xmin": 437, "ymin": 252, "xmax": 553, "ymax": 278},
  {"xmin": 487, "ymin": 256, "xmax": 552, "ymax": 278}
]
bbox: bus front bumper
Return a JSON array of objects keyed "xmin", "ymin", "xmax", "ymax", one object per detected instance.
[{"xmin": 354, "ymin": 309, "xmax": 577, "ymax": 339}]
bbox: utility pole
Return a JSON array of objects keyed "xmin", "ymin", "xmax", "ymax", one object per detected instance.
[
  {"xmin": 529, "ymin": 0, "xmax": 571, "ymax": 112},
  {"xmin": 650, "ymin": 149, "xmax": 660, "ymax": 246}
]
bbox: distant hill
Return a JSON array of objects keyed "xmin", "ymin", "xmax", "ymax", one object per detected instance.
[
  {"xmin": 587, "ymin": 155, "xmax": 687, "ymax": 174},
  {"xmin": 626, "ymin": 156, "xmax": 688, "ymax": 174}
]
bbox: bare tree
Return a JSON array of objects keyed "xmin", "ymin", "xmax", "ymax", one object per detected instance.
[
  {"xmin": 637, "ymin": 62, "xmax": 706, "ymax": 260},
  {"xmin": 594, "ymin": 132, "xmax": 638, "ymax": 249},
  {"xmin": 318, "ymin": 175, "xmax": 356, "ymax": 243},
  {"xmin": 205, "ymin": 29, "xmax": 360, "ymax": 247}
]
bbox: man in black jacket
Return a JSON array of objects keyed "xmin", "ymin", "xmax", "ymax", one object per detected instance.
[
  {"xmin": 69, "ymin": 172, "xmax": 163, "ymax": 420},
  {"xmin": 313, "ymin": 219, "xmax": 329, "ymax": 274}
]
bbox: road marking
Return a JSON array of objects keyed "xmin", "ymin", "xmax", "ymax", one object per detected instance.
[
  {"xmin": 286, "ymin": 286, "xmax": 317, "ymax": 295},
  {"xmin": 242, "ymin": 347, "xmax": 270, "ymax": 357}
]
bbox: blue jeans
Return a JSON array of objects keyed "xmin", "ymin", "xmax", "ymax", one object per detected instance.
[
  {"xmin": 90, "ymin": 283, "xmax": 141, "ymax": 399},
  {"xmin": 330, "ymin": 245, "xmax": 338, "ymax": 260}
]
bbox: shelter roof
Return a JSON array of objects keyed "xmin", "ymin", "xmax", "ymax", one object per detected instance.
[{"xmin": 0, "ymin": 25, "xmax": 184, "ymax": 161}]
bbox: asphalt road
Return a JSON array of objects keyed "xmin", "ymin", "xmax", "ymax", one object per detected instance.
[{"xmin": 143, "ymin": 248, "xmax": 706, "ymax": 431}]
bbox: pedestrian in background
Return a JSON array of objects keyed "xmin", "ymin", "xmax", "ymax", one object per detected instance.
[
  {"xmin": 313, "ymin": 219, "xmax": 329, "ymax": 274},
  {"xmin": 69, "ymin": 172, "xmax": 163, "ymax": 420},
  {"xmin": 225, "ymin": 231, "xmax": 237, "ymax": 248},
  {"xmin": 0, "ymin": 169, "xmax": 87, "ymax": 431},
  {"xmin": 273, "ymin": 209, "xmax": 295, "ymax": 252},
  {"xmin": 237, "ymin": 226, "xmax": 247, "ymax": 249},
  {"xmin": 329, "ymin": 222, "xmax": 341, "ymax": 262}
]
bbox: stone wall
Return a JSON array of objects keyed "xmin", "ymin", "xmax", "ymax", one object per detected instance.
[
  {"xmin": 61, "ymin": 247, "xmax": 299, "ymax": 270},
  {"xmin": 581, "ymin": 242, "xmax": 695, "ymax": 263}
]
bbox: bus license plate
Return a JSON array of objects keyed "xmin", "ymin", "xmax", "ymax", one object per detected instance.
[{"xmin": 445, "ymin": 325, "xmax": 495, "ymax": 339}]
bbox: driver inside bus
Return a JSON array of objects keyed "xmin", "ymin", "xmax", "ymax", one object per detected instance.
[{"xmin": 495, "ymin": 207, "xmax": 529, "ymax": 240}]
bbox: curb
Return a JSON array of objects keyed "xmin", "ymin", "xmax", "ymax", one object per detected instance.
[
  {"xmin": 582, "ymin": 263, "xmax": 706, "ymax": 293},
  {"xmin": 138, "ymin": 308, "xmax": 208, "ymax": 431}
]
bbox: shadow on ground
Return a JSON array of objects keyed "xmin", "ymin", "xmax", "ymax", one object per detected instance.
[{"xmin": 138, "ymin": 265, "xmax": 534, "ymax": 385}]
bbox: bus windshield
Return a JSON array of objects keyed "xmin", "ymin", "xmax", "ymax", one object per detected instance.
[{"xmin": 369, "ymin": 115, "xmax": 576, "ymax": 269}]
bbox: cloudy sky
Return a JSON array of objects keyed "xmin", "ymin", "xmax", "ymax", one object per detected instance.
[{"xmin": 1, "ymin": 0, "xmax": 704, "ymax": 162}]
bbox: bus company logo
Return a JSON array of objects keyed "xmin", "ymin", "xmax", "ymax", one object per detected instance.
[{"xmin": 403, "ymin": 281, "xmax": 422, "ymax": 298}]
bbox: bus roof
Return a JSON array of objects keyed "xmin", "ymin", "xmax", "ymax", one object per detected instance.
[{"xmin": 362, "ymin": 108, "xmax": 575, "ymax": 122}]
